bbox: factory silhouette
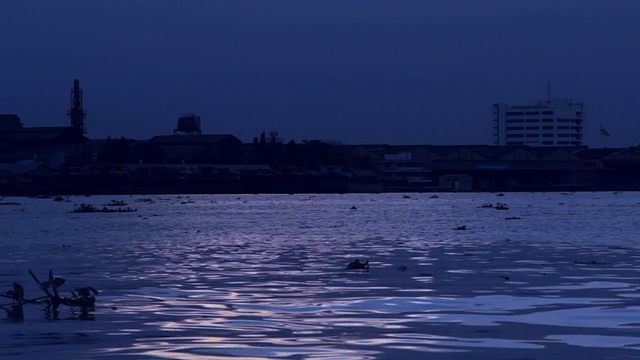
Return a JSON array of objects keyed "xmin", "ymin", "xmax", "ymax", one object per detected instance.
[{"xmin": 1, "ymin": 80, "xmax": 640, "ymax": 196}]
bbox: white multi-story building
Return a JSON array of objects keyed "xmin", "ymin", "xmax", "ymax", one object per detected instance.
[{"xmin": 493, "ymin": 98, "xmax": 584, "ymax": 146}]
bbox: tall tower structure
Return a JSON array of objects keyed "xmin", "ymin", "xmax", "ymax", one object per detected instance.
[{"xmin": 67, "ymin": 79, "xmax": 87, "ymax": 134}]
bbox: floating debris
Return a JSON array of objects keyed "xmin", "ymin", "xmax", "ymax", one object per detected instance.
[
  {"xmin": 574, "ymin": 260, "xmax": 602, "ymax": 265},
  {"xmin": 103, "ymin": 200, "xmax": 128, "ymax": 206},
  {"xmin": 1, "ymin": 283, "xmax": 25, "ymax": 304},
  {"xmin": 347, "ymin": 259, "xmax": 369, "ymax": 271},
  {"xmin": 1, "ymin": 270, "xmax": 99, "ymax": 321},
  {"xmin": 0, "ymin": 198, "xmax": 21, "ymax": 206},
  {"xmin": 72, "ymin": 203, "xmax": 137, "ymax": 213},
  {"xmin": 455, "ymin": 225, "xmax": 467, "ymax": 230},
  {"xmin": 479, "ymin": 202, "xmax": 509, "ymax": 209},
  {"xmin": 495, "ymin": 203, "xmax": 509, "ymax": 210}
]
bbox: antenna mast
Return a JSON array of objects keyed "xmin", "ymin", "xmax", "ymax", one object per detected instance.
[{"xmin": 547, "ymin": 81, "xmax": 551, "ymax": 102}]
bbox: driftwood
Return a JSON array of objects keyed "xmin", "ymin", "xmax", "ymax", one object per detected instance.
[{"xmin": 1, "ymin": 270, "xmax": 98, "ymax": 320}]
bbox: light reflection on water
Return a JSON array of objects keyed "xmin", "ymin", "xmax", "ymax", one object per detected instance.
[{"xmin": 2, "ymin": 192, "xmax": 640, "ymax": 359}]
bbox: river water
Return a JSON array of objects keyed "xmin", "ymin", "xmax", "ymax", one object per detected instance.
[{"xmin": 2, "ymin": 192, "xmax": 640, "ymax": 359}]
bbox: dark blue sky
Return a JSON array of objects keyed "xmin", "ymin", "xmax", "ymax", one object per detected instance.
[{"xmin": 1, "ymin": 1, "xmax": 639, "ymax": 147}]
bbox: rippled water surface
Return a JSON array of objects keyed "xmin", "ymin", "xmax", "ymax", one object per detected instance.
[{"xmin": 2, "ymin": 192, "xmax": 640, "ymax": 359}]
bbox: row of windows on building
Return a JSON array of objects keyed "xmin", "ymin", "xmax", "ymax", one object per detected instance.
[
  {"xmin": 506, "ymin": 126, "xmax": 582, "ymax": 131},
  {"xmin": 506, "ymin": 118, "xmax": 582, "ymax": 123},
  {"xmin": 505, "ymin": 111, "xmax": 583, "ymax": 116},
  {"xmin": 506, "ymin": 133, "xmax": 582, "ymax": 138},
  {"xmin": 506, "ymin": 141, "xmax": 581, "ymax": 145}
]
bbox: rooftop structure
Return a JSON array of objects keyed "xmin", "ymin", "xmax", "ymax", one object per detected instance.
[{"xmin": 174, "ymin": 113, "xmax": 202, "ymax": 135}]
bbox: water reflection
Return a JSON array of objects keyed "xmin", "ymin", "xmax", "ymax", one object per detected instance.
[{"xmin": 2, "ymin": 193, "xmax": 640, "ymax": 359}]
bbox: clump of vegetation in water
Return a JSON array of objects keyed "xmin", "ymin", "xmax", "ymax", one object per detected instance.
[
  {"xmin": 72, "ymin": 203, "xmax": 137, "ymax": 213},
  {"xmin": 1, "ymin": 270, "xmax": 99, "ymax": 321}
]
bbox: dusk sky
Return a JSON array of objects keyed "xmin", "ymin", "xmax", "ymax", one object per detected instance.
[{"xmin": 1, "ymin": 1, "xmax": 639, "ymax": 147}]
